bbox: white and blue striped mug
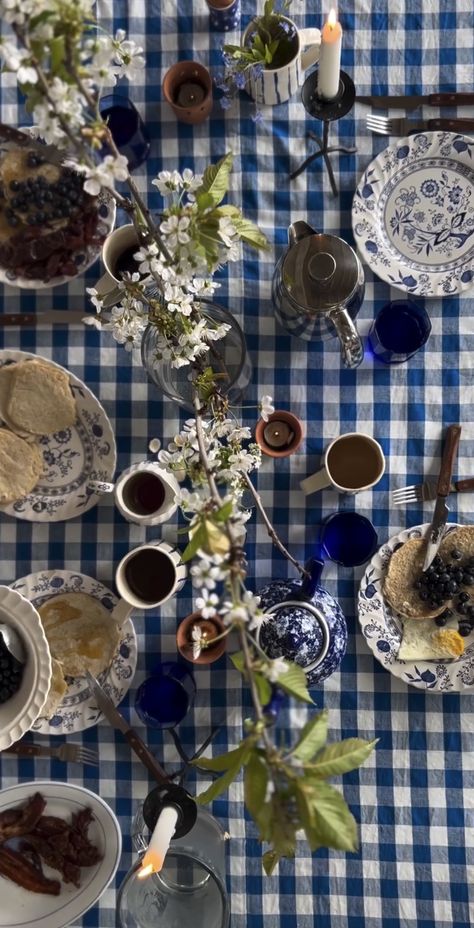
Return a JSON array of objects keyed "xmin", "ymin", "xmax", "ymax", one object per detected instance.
[{"xmin": 244, "ymin": 18, "xmax": 321, "ymax": 106}]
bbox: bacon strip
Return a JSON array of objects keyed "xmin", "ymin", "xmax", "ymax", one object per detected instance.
[
  {"xmin": 0, "ymin": 846, "xmax": 60, "ymax": 895},
  {"xmin": 0, "ymin": 793, "xmax": 46, "ymax": 843}
]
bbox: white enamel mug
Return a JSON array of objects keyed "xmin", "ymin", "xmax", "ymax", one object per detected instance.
[
  {"xmin": 94, "ymin": 223, "xmax": 139, "ymax": 307},
  {"xmin": 89, "ymin": 461, "xmax": 179, "ymax": 527},
  {"xmin": 244, "ymin": 18, "xmax": 321, "ymax": 106},
  {"xmin": 300, "ymin": 432, "xmax": 385, "ymax": 496},
  {"xmin": 115, "ymin": 540, "xmax": 187, "ymax": 616}
]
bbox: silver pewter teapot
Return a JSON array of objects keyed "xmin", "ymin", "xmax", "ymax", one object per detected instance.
[{"xmin": 272, "ymin": 221, "xmax": 365, "ymax": 368}]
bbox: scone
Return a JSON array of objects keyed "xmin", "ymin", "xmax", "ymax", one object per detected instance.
[
  {"xmin": 38, "ymin": 592, "xmax": 120, "ymax": 677},
  {"xmin": 7, "ymin": 360, "xmax": 76, "ymax": 435},
  {"xmin": 0, "ymin": 428, "xmax": 43, "ymax": 504}
]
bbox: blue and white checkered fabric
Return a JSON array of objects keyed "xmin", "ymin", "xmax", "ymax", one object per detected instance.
[{"xmin": 0, "ymin": 1, "xmax": 473, "ymax": 925}]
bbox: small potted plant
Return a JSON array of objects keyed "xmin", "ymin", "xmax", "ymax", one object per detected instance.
[
  {"xmin": 177, "ymin": 611, "xmax": 228, "ymax": 665},
  {"xmin": 217, "ymin": 0, "xmax": 320, "ymax": 110}
]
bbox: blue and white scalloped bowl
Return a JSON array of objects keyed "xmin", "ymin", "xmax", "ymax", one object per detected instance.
[
  {"xmin": 352, "ymin": 131, "xmax": 474, "ymax": 297},
  {"xmin": 358, "ymin": 523, "xmax": 474, "ymax": 692}
]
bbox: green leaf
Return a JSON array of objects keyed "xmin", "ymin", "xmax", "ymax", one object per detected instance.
[
  {"xmin": 231, "ymin": 217, "xmax": 269, "ymax": 250},
  {"xmin": 195, "ymin": 744, "xmax": 248, "ymax": 772},
  {"xmin": 214, "ymin": 500, "xmax": 234, "ymax": 523},
  {"xmin": 244, "ymin": 751, "xmax": 268, "ymax": 821},
  {"xmin": 195, "ymin": 191, "xmax": 215, "ymax": 212},
  {"xmin": 196, "ymin": 739, "xmax": 253, "ymax": 804},
  {"xmin": 50, "ymin": 36, "xmax": 66, "ymax": 74},
  {"xmin": 181, "ymin": 525, "xmax": 206, "ymax": 563},
  {"xmin": 301, "ymin": 781, "xmax": 358, "ymax": 853},
  {"xmin": 263, "ymin": 849, "xmax": 282, "ymax": 876},
  {"xmin": 276, "ymin": 662, "xmax": 314, "ymax": 704},
  {"xmin": 309, "ymin": 738, "xmax": 378, "ymax": 779},
  {"xmin": 194, "ymin": 152, "xmax": 234, "ymax": 209},
  {"xmin": 215, "ymin": 204, "xmax": 241, "ymax": 218},
  {"xmin": 294, "ymin": 782, "xmax": 323, "ymax": 853},
  {"xmin": 230, "ymin": 651, "xmax": 245, "ymax": 674},
  {"xmin": 292, "ymin": 711, "xmax": 328, "ymax": 763},
  {"xmin": 254, "ymin": 672, "xmax": 272, "ymax": 706}
]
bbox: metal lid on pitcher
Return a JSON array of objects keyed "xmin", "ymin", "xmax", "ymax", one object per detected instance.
[{"xmin": 282, "ymin": 229, "xmax": 361, "ymax": 312}]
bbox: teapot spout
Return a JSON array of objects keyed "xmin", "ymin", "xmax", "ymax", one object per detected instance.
[
  {"xmin": 288, "ymin": 220, "xmax": 317, "ymax": 246},
  {"xmin": 299, "ymin": 556, "xmax": 324, "ymax": 600}
]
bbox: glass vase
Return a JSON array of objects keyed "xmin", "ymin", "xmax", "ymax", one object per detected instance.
[{"xmin": 141, "ymin": 301, "xmax": 252, "ymax": 413}]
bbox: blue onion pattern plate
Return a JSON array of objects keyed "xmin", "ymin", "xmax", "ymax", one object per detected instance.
[
  {"xmin": 352, "ymin": 131, "xmax": 474, "ymax": 296},
  {"xmin": 11, "ymin": 570, "xmax": 137, "ymax": 735},
  {"xmin": 0, "ymin": 350, "xmax": 116, "ymax": 522},
  {"xmin": 358, "ymin": 523, "xmax": 474, "ymax": 692}
]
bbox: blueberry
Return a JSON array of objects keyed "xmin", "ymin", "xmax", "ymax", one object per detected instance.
[
  {"xmin": 419, "ymin": 590, "xmax": 430, "ymax": 601},
  {"xmin": 27, "ymin": 152, "xmax": 44, "ymax": 167},
  {"xmin": 455, "ymin": 570, "xmax": 464, "ymax": 582},
  {"xmin": 439, "ymin": 572, "xmax": 450, "ymax": 584},
  {"xmin": 458, "ymin": 624, "xmax": 471, "ymax": 637},
  {"xmin": 462, "ymin": 573, "xmax": 474, "ymax": 586},
  {"xmin": 433, "ymin": 555, "xmax": 443, "ymax": 569},
  {"xmin": 451, "ymin": 548, "xmax": 462, "ymax": 560},
  {"xmin": 447, "ymin": 581, "xmax": 459, "ymax": 594},
  {"xmin": 7, "ymin": 216, "xmax": 19, "ymax": 227},
  {"xmin": 9, "ymin": 180, "xmax": 21, "ymax": 191},
  {"xmin": 458, "ymin": 592, "xmax": 470, "ymax": 603},
  {"xmin": 435, "ymin": 614, "xmax": 447, "ymax": 627},
  {"xmin": 457, "ymin": 603, "xmax": 468, "ymax": 615},
  {"xmin": 414, "ymin": 580, "xmax": 424, "ymax": 590}
]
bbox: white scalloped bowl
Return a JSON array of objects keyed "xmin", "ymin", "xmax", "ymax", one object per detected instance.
[{"xmin": 0, "ymin": 586, "xmax": 52, "ymax": 749}]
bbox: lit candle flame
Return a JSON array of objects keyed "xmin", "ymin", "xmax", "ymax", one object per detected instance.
[
  {"xmin": 327, "ymin": 8, "xmax": 337, "ymax": 28},
  {"xmin": 136, "ymin": 806, "xmax": 178, "ymax": 880}
]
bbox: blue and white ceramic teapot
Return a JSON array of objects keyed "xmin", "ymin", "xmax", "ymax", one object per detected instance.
[{"xmin": 255, "ymin": 557, "xmax": 348, "ymax": 685}]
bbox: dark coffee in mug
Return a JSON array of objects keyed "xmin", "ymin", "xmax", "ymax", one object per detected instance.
[
  {"xmin": 113, "ymin": 244, "xmax": 140, "ymax": 278},
  {"xmin": 124, "ymin": 548, "xmax": 176, "ymax": 604},
  {"xmin": 327, "ymin": 435, "xmax": 382, "ymax": 490},
  {"xmin": 122, "ymin": 472, "xmax": 166, "ymax": 516}
]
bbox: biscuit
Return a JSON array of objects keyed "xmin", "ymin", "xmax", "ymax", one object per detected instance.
[
  {"xmin": 0, "ymin": 428, "xmax": 43, "ymax": 504},
  {"xmin": 38, "ymin": 592, "xmax": 120, "ymax": 678},
  {"xmin": 7, "ymin": 360, "xmax": 76, "ymax": 435}
]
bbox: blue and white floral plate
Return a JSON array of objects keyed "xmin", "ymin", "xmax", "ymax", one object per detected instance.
[
  {"xmin": 352, "ymin": 131, "xmax": 474, "ymax": 297},
  {"xmin": 0, "ymin": 350, "xmax": 116, "ymax": 521},
  {"xmin": 358, "ymin": 524, "xmax": 474, "ymax": 692},
  {"xmin": 11, "ymin": 570, "xmax": 137, "ymax": 735}
]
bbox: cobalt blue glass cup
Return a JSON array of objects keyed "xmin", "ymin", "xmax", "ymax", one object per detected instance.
[
  {"xmin": 206, "ymin": 0, "xmax": 241, "ymax": 31},
  {"xmin": 99, "ymin": 93, "xmax": 151, "ymax": 172},
  {"xmin": 368, "ymin": 299, "xmax": 431, "ymax": 364},
  {"xmin": 320, "ymin": 512, "xmax": 379, "ymax": 568},
  {"xmin": 135, "ymin": 661, "xmax": 196, "ymax": 729}
]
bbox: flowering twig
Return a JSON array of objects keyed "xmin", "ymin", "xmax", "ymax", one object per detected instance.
[{"xmin": 242, "ymin": 473, "xmax": 310, "ymax": 579}]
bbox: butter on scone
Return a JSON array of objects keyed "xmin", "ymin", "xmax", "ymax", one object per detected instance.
[
  {"xmin": 40, "ymin": 657, "xmax": 68, "ymax": 720},
  {"xmin": 38, "ymin": 592, "xmax": 120, "ymax": 678},
  {"xmin": 398, "ymin": 619, "xmax": 464, "ymax": 661}
]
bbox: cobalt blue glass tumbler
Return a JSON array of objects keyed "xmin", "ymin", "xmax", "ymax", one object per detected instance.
[
  {"xmin": 368, "ymin": 299, "xmax": 431, "ymax": 364},
  {"xmin": 99, "ymin": 93, "xmax": 151, "ymax": 171},
  {"xmin": 320, "ymin": 512, "xmax": 378, "ymax": 568},
  {"xmin": 135, "ymin": 661, "xmax": 196, "ymax": 729},
  {"xmin": 206, "ymin": 0, "xmax": 241, "ymax": 31}
]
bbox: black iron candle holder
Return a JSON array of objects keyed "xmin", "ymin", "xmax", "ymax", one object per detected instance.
[{"xmin": 290, "ymin": 68, "xmax": 357, "ymax": 195}]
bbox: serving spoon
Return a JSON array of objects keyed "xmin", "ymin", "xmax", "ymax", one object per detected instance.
[{"xmin": 0, "ymin": 623, "xmax": 26, "ymax": 664}]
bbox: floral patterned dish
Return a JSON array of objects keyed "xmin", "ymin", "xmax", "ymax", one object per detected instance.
[
  {"xmin": 352, "ymin": 131, "xmax": 474, "ymax": 297},
  {"xmin": 358, "ymin": 523, "xmax": 474, "ymax": 692},
  {"xmin": 11, "ymin": 570, "xmax": 137, "ymax": 735},
  {"xmin": 0, "ymin": 349, "xmax": 116, "ymax": 522}
]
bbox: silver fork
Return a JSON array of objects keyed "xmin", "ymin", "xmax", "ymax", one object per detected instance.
[
  {"xmin": 392, "ymin": 476, "xmax": 474, "ymax": 505},
  {"xmin": 2, "ymin": 742, "xmax": 99, "ymax": 765},
  {"xmin": 366, "ymin": 114, "xmax": 474, "ymax": 137}
]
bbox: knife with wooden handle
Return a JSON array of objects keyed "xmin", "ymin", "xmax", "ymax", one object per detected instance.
[
  {"xmin": 357, "ymin": 92, "xmax": 474, "ymax": 110},
  {"xmin": 423, "ymin": 425, "xmax": 462, "ymax": 571},
  {"xmin": 0, "ymin": 311, "xmax": 93, "ymax": 326}
]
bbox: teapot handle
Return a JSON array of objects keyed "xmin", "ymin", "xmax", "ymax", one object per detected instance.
[
  {"xmin": 299, "ymin": 556, "xmax": 325, "ymax": 600},
  {"xmin": 327, "ymin": 305, "xmax": 364, "ymax": 369}
]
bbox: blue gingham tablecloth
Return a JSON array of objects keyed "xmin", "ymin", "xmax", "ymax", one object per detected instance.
[{"xmin": 1, "ymin": 1, "xmax": 473, "ymax": 926}]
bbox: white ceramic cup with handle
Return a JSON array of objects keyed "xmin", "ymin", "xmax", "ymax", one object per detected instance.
[
  {"xmin": 300, "ymin": 432, "xmax": 385, "ymax": 496},
  {"xmin": 114, "ymin": 541, "xmax": 187, "ymax": 623},
  {"xmin": 93, "ymin": 223, "xmax": 140, "ymax": 307},
  {"xmin": 89, "ymin": 461, "xmax": 179, "ymax": 527},
  {"xmin": 244, "ymin": 18, "xmax": 321, "ymax": 106}
]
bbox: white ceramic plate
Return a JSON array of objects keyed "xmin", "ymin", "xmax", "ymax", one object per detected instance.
[
  {"xmin": 11, "ymin": 570, "xmax": 137, "ymax": 734},
  {"xmin": 0, "ymin": 586, "xmax": 51, "ymax": 750},
  {"xmin": 352, "ymin": 131, "xmax": 474, "ymax": 296},
  {"xmin": 0, "ymin": 780, "xmax": 121, "ymax": 928},
  {"xmin": 0, "ymin": 350, "xmax": 116, "ymax": 522},
  {"xmin": 358, "ymin": 523, "xmax": 474, "ymax": 692}
]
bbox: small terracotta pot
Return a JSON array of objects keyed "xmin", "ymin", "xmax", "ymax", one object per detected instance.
[
  {"xmin": 254, "ymin": 409, "xmax": 304, "ymax": 459},
  {"xmin": 176, "ymin": 612, "xmax": 227, "ymax": 665},
  {"xmin": 162, "ymin": 61, "xmax": 213, "ymax": 125}
]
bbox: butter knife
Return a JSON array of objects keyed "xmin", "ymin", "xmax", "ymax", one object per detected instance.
[
  {"xmin": 86, "ymin": 672, "xmax": 169, "ymax": 784},
  {"xmin": 0, "ymin": 123, "xmax": 65, "ymax": 166},
  {"xmin": 0, "ymin": 311, "xmax": 92, "ymax": 326},
  {"xmin": 423, "ymin": 425, "xmax": 462, "ymax": 571},
  {"xmin": 357, "ymin": 92, "xmax": 474, "ymax": 110}
]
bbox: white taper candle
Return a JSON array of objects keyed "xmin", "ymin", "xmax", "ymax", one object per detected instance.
[{"xmin": 318, "ymin": 9, "xmax": 342, "ymax": 101}]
